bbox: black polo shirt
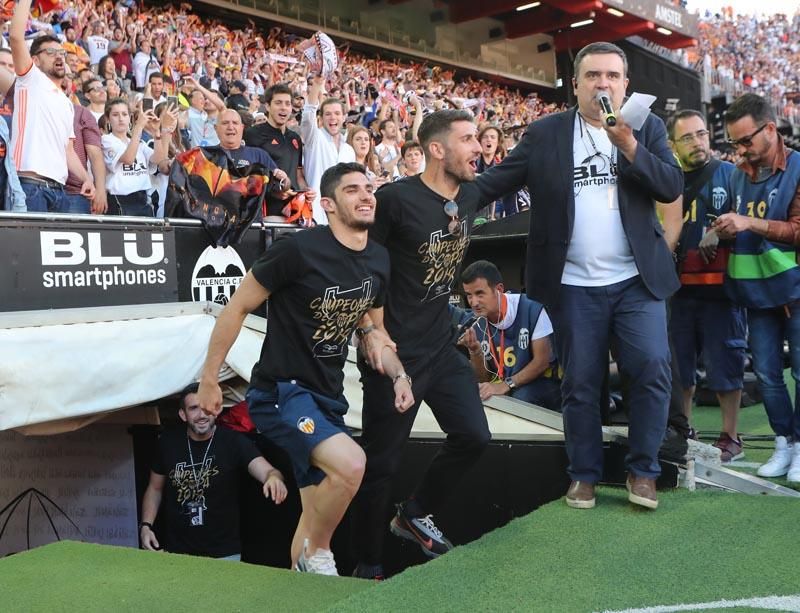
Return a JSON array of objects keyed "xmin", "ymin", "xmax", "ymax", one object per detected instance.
[{"xmin": 244, "ymin": 122, "xmax": 304, "ymax": 216}]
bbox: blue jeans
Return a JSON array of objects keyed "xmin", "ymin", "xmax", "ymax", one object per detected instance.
[
  {"xmin": 551, "ymin": 276, "xmax": 671, "ymax": 482},
  {"xmin": 20, "ymin": 181, "xmax": 65, "ymax": 212},
  {"xmin": 60, "ymin": 193, "xmax": 91, "ymax": 214},
  {"xmin": 747, "ymin": 304, "xmax": 800, "ymax": 440}
]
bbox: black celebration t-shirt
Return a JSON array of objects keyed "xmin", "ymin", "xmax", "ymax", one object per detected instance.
[
  {"xmin": 250, "ymin": 225, "xmax": 390, "ymax": 398},
  {"xmin": 152, "ymin": 426, "xmax": 261, "ymax": 558},
  {"xmin": 370, "ymin": 175, "xmax": 483, "ymax": 367}
]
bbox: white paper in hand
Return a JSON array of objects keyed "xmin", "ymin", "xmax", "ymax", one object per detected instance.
[{"xmin": 620, "ymin": 92, "xmax": 657, "ymax": 131}]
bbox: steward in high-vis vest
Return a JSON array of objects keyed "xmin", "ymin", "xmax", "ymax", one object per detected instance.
[
  {"xmin": 714, "ymin": 93, "xmax": 800, "ymax": 484},
  {"xmin": 667, "ymin": 109, "xmax": 746, "ymax": 463}
]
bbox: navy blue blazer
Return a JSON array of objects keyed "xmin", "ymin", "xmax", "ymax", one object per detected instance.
[{"xmin": 475, "ymin": 107, "xmax": 683, "ymax": 308}]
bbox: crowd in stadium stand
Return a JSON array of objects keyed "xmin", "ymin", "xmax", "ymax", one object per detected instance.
[
  {"xmin": 695, "ymin": 9, "xmax": 800, "ymax": 124},
  {"xmin": 1, "ymin": 0, "xmax": 798, "ymax": 219},
  {"xmin": 0, "ymin": 0, "xmax": 567, "ymax": 220}
]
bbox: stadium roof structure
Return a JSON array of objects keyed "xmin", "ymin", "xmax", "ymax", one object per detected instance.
[{"xmin": 442, "ymin": 0, "xmax": 698, "ymax": 51}]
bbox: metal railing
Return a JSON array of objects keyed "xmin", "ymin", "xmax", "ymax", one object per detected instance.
[
  {"xmin": 0, "ymin": 211, "xmax": 300, "ymax": 230},
  {"xmin": 703, "ymin": 67, "xmax": 798, "ymax": 127}
]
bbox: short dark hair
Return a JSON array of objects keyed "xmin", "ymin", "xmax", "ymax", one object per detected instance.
[
  {"xmin": 319, "ymin": 162, "xmax": 367, "ymax": 200},
  {"xmin": 179, "ymin": 382, "xmax": 200, "ymax": 411},
  {"xmin": 573, "ymin": 41, "xmax": 628, "ymax": 78},
  {"xmin": 264, "ymin": 83, "xmax": 292, "ymax": 104},
  {"xmin": 401, "ymin": 140, "xmax": 423, "ymax": 157},
  {"xmin": 724, "ymin": 93, "xmax": 776, "ymax": 126},
  {"xmin": 418, "ymin": 109, "xmax": 475, "ymax": 153},
  {"xmin": 30, "ymin": 34, "xmax": 62, "ymax": 57},
  {"xmin": 666, "ymin": 109, "xmax": 706, "ymax": 140},
  {"xmin": 0, "ymin": 48, "xmax": 11, "ymax": 57},
  {"xmin": 461, "ymin": 260, "xmax": 503, "ymax": 287},
  {"xmin": 82, "ymin": 78, "xmax": 102, "ymax": 94},
  {"xmin": 378, "ymin": 118, "xmax": 395, "ymax": 133},
  {"xmin": 148, "ymin": 72, "xmax": 166, "ymax": 82},
  {"xmin": 319, "ymin": 97, "xmax": 344, "ymax": 115}
]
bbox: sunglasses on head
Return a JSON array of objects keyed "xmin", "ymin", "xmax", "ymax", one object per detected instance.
[
  {"xmin": 726, "ymin": 123, "xmax": 768, "ymax": 148},
  {"xmin": 444, "ymin": 200, "xmax": 461, "ymax": 237}
]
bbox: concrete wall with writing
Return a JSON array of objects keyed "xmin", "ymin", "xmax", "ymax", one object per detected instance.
[{"xmin": 0, "ymin": 425, "xmax": 137, "ymax": 557}]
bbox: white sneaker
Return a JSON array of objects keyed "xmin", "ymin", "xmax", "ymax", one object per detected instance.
[
  {"xmin": 757, "ymin": 436, "xmax": 793, "ymax": 478},
  {"xmin": 787, "ymin": 444, "xmax": 800, "ymax": 483},
  {"xmin": 295, "ymin": 538, "xmax": 338, "ymax": 576}
]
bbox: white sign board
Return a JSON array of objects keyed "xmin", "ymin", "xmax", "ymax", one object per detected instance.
[{"xmin": 0, "ymin": 425, "xmax": 138, "ymax": 556}]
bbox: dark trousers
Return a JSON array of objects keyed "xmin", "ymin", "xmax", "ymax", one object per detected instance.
[
  {"xmin": 107, "ymin": 190, "xmax": 154, "ymax": 217},
  {"xmin": 352, "ymin": 345, "xmax": 490, "ymax": 565},
  {"xmin": 551, "ymin": 276, "xmax": 671, "ymax": 483},
  {"xmin": 666, "ymin": 298, "xmax": 692, "ymax": 437}
]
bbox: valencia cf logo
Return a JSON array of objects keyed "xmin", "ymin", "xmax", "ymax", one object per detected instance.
[
  {"xmin": 711, "ymin": 187, "xmax": 727, "ymax": 211},
  {"xmin": 297, "ymin": 417, "xmax": 315, "ymax": 434},
  {"xmin": 190, "ymin": 245, "xmax": 246, "ymax": 305},
  {"xmin": 518, "ymin": 327, "xmax": 530, "ymax": 351}
]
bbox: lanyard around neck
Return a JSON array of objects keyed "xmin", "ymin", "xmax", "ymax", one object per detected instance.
[{"xmin": 187, "ymin": 427, "xmax": 216, "ymax": 492}]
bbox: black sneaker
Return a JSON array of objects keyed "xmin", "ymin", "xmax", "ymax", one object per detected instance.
[
  {"xmin": 658, "ymin": 425, "xmax": 688, "ymax": 463},
  {"xmin": 389, "ymin": 503, "xmax": 453, "ymax": 558},
  {"xmin": 352, "ymin": 562, "xmax": 385, "ymax": 581}
]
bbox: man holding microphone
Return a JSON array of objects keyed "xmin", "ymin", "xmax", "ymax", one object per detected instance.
[{"xmin": 475, "ymin": 42, "xmax": 683, "ymax": 510}]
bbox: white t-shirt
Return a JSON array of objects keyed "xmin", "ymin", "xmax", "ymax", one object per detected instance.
[
  {"xmin": 375, "ymin": 141, "xmax": 401, "ymax": 179},
  {"xmin": 561, "ymin": 116, "xmax": 639, "ymax": 286},
  {"xmin": 299, "ymin": 103, "xmax": 356, "ymax": 225},
  {"xmin": 102, "ymin": 133, "xmax": 156, "ymax": 195},
  {"xmin": 132, "ymin": 51, "xmax": 160, "ymax": 90},
  {"xmin": 85, "ymin": 35, "xmax": 110, "ymax": 66},
  {"xmin": 10, "ymin": 63, "xmax": 74, "ymax": 184},
  {"xmin": 187, "ymin": 107, "xmax": 219, "ymax": 147},
  {"xmin": 532, "ymin": 306, "xmax": 553, "ymax": 340}
]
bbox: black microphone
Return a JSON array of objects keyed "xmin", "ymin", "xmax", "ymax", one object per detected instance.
[{"xmin": 595, "ymin": 92, "xmax": 617, "ymax": 127}]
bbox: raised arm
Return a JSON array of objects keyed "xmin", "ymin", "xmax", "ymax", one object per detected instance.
[{"xmin": 10, "ymin": 0, "xmax": 33, "ymax": 74}]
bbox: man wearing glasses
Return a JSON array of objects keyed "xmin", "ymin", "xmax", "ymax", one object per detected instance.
[
  {"xmin": 352, "ymin": 109, "xmax": 490, "ymax": 579},
  {"xmin": 666, "ymin": 110, "xmax": 745, "ymax": 462},
  {"xmin": 83, "ymin": 78, "xmax": 107, "ymax": 122},
  {"xmin": 713, "ymin": 93, "xmax": 800, "ymax": 484},
  {"xmin": 8, "ymin": 0, "xmax": 94, "ymax": 212}
]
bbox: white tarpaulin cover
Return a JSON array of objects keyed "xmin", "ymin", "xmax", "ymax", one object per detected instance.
[
  {"xmin": 0, "ymin": 304, "xmax": 564, "ymax": 437},
  {"xmin": 0, "ymin": 314, "xmax": 217, "ymax": 431}
]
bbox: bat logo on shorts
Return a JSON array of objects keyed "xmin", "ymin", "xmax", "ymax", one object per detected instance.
[{"xmin": 297, "ymin": 416, "xmax": 315, "ymax": 434}]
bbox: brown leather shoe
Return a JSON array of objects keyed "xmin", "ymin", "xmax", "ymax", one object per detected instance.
[
  {"xmin": 626, "ymin": 474, "xmax": 658, "ymax": 509},
  {"xmin": 565, "ymin": 480, "xmax": 596, "ymax": 509}
]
